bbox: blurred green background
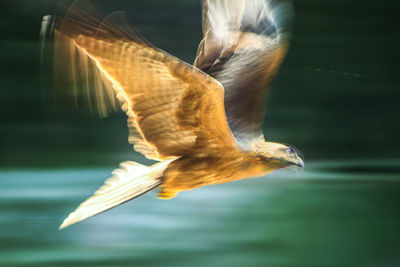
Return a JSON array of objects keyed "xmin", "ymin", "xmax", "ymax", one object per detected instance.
[
  {"xmin": 0, "ymin": 0, "xmax": 399, "ymax": 266},
  {"xmin": 0, "ymin": 0, "xmax": 399, "ymax": 167}
]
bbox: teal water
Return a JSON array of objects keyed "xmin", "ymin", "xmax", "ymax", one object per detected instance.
[{"xmin": 1, "ymin": 160, "xmax": 400, "ymax": 266}]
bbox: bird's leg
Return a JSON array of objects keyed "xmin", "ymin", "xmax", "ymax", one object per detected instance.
[{"xmin": 158, "ymin": 188, "xmax": 179, "ymax": 199}]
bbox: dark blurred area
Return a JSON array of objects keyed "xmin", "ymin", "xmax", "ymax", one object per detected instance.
[{"xmin": 0, "ymin": 0, "xmax": 399, "ymax": 167}]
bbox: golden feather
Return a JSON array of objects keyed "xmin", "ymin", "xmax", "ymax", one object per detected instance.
[{"xmin": 54, "ymin": 6, "xmax": 239, "ymax": 161}]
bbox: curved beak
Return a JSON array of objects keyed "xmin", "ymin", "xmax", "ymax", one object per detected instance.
[{"xmin": 293, "ymin": 157, "xmax": 304, "ymax": 169}]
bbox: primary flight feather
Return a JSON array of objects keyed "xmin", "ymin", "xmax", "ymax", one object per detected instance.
[{"xmin": 42, "ymin": 0, "xmax": 302, "ymax": 229}]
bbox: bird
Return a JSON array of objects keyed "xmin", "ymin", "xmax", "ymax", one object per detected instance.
[{"xmin": 42, "ymin": 0, "xmax": 302, "ymax": 229}]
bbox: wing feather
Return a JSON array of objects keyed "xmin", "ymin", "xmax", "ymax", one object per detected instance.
[
  {"xmin": 49, "ymin": 3, "xmax": 239, "ymax": 160},
  {"xmin": 194, "ymin": 0, "xmax": 292, "ymax": 148}
]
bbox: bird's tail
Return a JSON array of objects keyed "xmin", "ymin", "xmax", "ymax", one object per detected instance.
[{"xmin": 59, "ymin": 160, "xmax": 172, "ymax": 229}]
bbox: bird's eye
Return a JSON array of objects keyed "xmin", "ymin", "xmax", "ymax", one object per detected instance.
[{"xmin": 287, "ymin": 148, "xmax": 296, "ymax": 158}]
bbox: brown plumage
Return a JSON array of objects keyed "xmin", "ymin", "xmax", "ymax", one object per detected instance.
[{"xmin": 42, "ymin": 0, "xmax": 302, "ymax": 229}]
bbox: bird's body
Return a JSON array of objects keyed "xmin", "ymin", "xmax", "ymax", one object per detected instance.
[
  {"xmin": 42, "ymin": 0, "xmax": 302, "ymax": 229},
  {"xmin": 160, "ymin": 142, "xmax": 280, "ymax": 199}
]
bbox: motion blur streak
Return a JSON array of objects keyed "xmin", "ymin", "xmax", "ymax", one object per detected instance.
[{"xmin": 41, "ymin": 0, "xmax": 302, "ymax": 228}]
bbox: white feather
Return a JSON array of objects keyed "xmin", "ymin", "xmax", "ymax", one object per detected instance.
[
  {"xmin": 59, "ymin": 160, "xmax": 173, "ymax": 229},
  {"xmin": 205, "ymin": 0, "xmax": 292, "ymax": 45}
]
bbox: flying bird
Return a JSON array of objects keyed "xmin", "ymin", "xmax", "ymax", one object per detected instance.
[{"xmin": 42, "ymin": 0, "xmax": 302, "ymax": 229}]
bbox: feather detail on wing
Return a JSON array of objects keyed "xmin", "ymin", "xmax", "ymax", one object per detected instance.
[
  {"xmin": 194, "ymin": 0, "xmax": 293, "ymax": 149},
  {"xmin": 46, "ymin": 2, "xmax": 239, "ymax": 160}
]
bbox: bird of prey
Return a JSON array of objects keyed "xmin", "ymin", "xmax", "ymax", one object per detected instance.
[{"xmin": 42, "ymin": 0, "xmax": 302, "ymax": 229}]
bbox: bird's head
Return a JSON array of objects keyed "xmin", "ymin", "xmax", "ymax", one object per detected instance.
[{"xmin": 251, "ymin": 140, "xmax": 304, "ymax": 170}]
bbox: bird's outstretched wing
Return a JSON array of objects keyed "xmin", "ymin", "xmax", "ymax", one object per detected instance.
[
  {"xmin": 194, "ymin": 0, "xmax": 292, "ymax": 149},
  {"xmin": 48, "ymin": 2, "xmax": 239, "ymax": 160}
]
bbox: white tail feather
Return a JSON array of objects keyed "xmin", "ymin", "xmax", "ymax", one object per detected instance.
[{"xmin": 59, "ymin": 160, "xmax": 173, "ymax": 229}]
